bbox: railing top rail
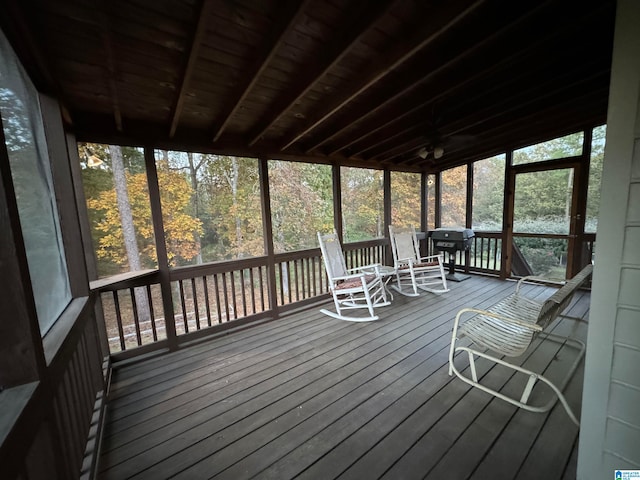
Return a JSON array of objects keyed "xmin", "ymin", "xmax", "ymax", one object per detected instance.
[
  {"xmin": 89, "ymin": 269, "xmax": 159, "ymax": 292},
  {"xmin": 169, "ymin": 256, "xmax": 270, "ymax": 280},
  {"xmin": 342, "ymin": 237, "xmax": 388, "ymax": 250}
]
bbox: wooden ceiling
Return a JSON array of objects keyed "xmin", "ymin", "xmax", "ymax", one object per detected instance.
[{"xmin": 2, "ymin": 0, "xmax": 616, "ymax": 172}]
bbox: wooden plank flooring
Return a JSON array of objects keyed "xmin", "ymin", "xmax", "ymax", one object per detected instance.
[{"xmin": 98, "ymin": 275, "xmax": 590, "ymax": 479}]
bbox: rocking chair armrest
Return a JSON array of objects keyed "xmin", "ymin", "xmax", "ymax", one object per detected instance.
[
  {"xmin": 417, "ymin": 254, "xmax": 443, "ymax": 263},
  {"xmin": 350, "ymin": 263, "xmax": 382, "ymax": 273},
  {"xmin": 333, "ymin": 273, "xmax": 366, "ymax": 282},
  {"xmin": 452, "ymin": 307, "xmax": 544, "ymax": 335}
]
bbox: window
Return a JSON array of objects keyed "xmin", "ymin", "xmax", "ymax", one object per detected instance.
[
  {"xmin": 586, "ymin": 125, "xmax": 605, "ymax": 233},
  {"xmin": 441, "ymin": 165, "xmax": 467, "ymax": 227},
  {"xmin": 81, "ymin": 143, "xmax": 157, "ymax": 277},
  {"xmin": 427, "ymin": 174, "xmax": 436, "ymax": 229},
  {"xmin": 1, "ymin": 31, "xmax": 71, "ymax": 335},
  {"xmin": 391, "ymin": 171, "xmax": 421, "ymax": 229},
  {"xmin": 513, "ymin": 132, "xmax": 583, "ymax": 165},
  {"xmin": 269, "ymin": 160, "xmax": 333, "ymax": 252},
  {"xmin": 472, "ymin": 154, "xmax": 505, "ymax": 231},
  {"xmin": 341, "ymin": 166, "xmax": 384, "ymax": 242},
  {"xmin": 513, "ymin": 168, "xmax": 574, "ymax": 235},
  {"xmin": 155, "ymin": 151, "xmax": 263, "ymax": 265}
]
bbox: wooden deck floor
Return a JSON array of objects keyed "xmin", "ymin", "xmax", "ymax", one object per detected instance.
[{"xmin": 98, "ymin": 275, "xmax": 590, "ymax": 480}]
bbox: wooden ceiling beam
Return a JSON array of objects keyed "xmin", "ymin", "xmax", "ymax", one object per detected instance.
[
  {"xmin": 168, "ymin": 0, "xmax": 216, "ymax": 138},
  {"xmin": 429, "ymin": 99, "xmax": 607, "ymax": 171},
  {"xmin": 246, "ymin": 0, "xmax": 396, "ymax": 147},
  {"xmin": 278, "ymin": 0, "xmax": 487, "ymax": 152},
  {"xmin": 305, "ymin": 0, "xmax": 554, "ymax": 155},
  {"xmin": 96, "ymin": 0, "xmax": 123, "ymax": 132},
  {"xmin": 211, "ymin": 0, "xmax": 310, "ymax": 142},
  {"xmin": 356, "ymin": 49, "xmax": 609, "ymax": 164},
  {"xmin": 354, "ymin": 120, "xmax": 431, "ymax": 158},
  {"xmin": 398, "ymin": 87, "xmax": 609, "ymax": 169},
  {"xmin": 326, "ymin": 0, "xmax": 611, "ymax": 157}
]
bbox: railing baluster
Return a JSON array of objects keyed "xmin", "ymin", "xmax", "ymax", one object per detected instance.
[
  {"xmin": 191, "ymin": 278, "xmax": 200, "ymax": 330},
  {"xmin": 221, "ymin": 272, "xmax": 230, "ymax": 321},
  {"xmin": 213, "ymin": 273, "xmax": 222, "ymax": 324},
  {"xmin": 240, "ymin": 269, "xmax": 247, "ymax": 317},
  {"xmin": 129, "ymin": 288, "xmax": 142, "ymax": 346},
  {"xmin": 249, "ymin": 268, "xmax": 256, "ymax": 314},
  {"xmin": 278, "ymin": 262, "xmax": 284, "ymax": 306},
  {"xmin": 294, "ymin": 259, "xmax": 300, "ymax": 302},
  {"xmin": 178, "ymin": 279, "xmax": 188, "ymax": 333},
  {"xmin": 145, "ymin": 284, "xmax": 158, "ymax": 341},
  {"xmin": 259, "ymin": 266, "xmax": 266, "ymax": 310},
  {"xmin": 112, "ymin": 291, "xmax": 126, "ymax": 351},
  {"xmin": 203, "ymin": 276, "xmax": 212, "ymax": 327}
]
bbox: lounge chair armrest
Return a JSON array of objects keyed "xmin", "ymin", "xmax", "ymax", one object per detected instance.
[{"xmin": 516, "ymin": 275, "xmax": 564, "ymax": 294}]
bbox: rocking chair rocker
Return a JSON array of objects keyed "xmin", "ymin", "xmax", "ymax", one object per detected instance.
[
  {"xmin": 388, "ymin": 225, "xmax": 449, "ymax": 296},
  {"xmin": 318, "ymin": 231, "xmax": 391, "ymax": 322}
]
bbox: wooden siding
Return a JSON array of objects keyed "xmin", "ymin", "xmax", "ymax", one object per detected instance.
[
  {"xmin": 579, "ymin": 1, "xmax": 640, "ymax": 475},
  {"xmin": 98, "ymin": 275, "xmax": 589, "ymax": 479}
]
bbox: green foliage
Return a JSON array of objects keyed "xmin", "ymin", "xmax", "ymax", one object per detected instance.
[
  {"xmin": 473, "ymin": 155, "xmax": 505, "ymax": 230},
  {"xmin": 269, "ymin": 161, "xmax": 333, "ymax": 252},
  {"xmin": 391, "ymin": 171, "xmax": 421, "ymax": 228},
  {"xmin": 513, "ymin": 131, "xmax": 583, "ymax": 164},
  {"xmin": 441, "ymin": 165, "xmax": 466, "ymax": 227},
  {"xmin": 341, "ymin": 167, "xmax": 384, "ymax": 242}
]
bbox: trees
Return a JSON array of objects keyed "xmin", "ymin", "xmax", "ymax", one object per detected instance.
[
  {"xmin": 391, "ymin": 171, "xmax": 421, "ymax": 228},
  {"xmin": 341, "ymin": 167, "xmax": 384, "ymax": 242},
  {"xmin": 82, "ymin": 144, "xmax": 202, "ymax": 275},
  {"xmin": 269, "ymin": 160, "xmax": 333, "ymax": 252},
  {"xmin": 441, "ymin": 165, "xmax": 467, "ymax": 227}
]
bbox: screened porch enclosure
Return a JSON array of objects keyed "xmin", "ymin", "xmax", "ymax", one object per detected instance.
[
  {"xmin": 1, "ymin": 1, "xmax": 620, "ymax": 479},
  {"xmin": 85, "ymin": 126, "xmax": 601, "ymax": 358}
]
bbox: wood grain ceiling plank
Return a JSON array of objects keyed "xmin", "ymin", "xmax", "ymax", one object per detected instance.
[
  {"xmin": 247, "ymin": 0, "xmax": 397, "ymax": 147},
  {"xmin": 327, "ymin": 0, "xmax": 610, "ymax": 158},
  {"xmin": 211, "ymin": 0, "xmax": 311, "ymax": 142},
  {"xmin": 96, "ymin": 0, "xmax": 123, "ymax": 131},
  {"xmin": 307, "ymin": 0, "xmax": 560, "ymax": 155},
  {"xmin": 277, "ymin": 0, "xmax": 486, "ymax": 152},
  {"xmin": 169, "ymin": 0, "xmax": 216, "ymax": 138}
]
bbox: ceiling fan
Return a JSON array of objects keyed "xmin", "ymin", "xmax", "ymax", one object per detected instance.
[{"xmin": 417, "ymin": 144, "xmax": 444, "ymax": 160}]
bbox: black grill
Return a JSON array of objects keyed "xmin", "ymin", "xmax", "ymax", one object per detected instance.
[{"xmin": 431, "ymin": 228, "xmax": 475, "ymax": 282}]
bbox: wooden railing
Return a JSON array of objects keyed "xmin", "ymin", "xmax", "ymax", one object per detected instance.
[
  {"xmin": 93, "ymin": 238, "xmax": 388, "ymax": 356},
  {"xmin": 3, "ymin": 298, "xmax": 108, "ymax": 479},
  {"xmin": 468, "ymin": 231, "xmax": 502, "ymax": 274},
  {"xmin": 437, "ymin": 231, "xmax": 503, "ymax": 276},
  {"xmin": 49, "ymin": 301, "xmax": 107, "ymax": 478}
]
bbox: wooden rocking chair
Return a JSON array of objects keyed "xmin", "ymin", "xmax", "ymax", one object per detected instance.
[
  {"xmin": 388, "ymin": 225, "xmax": 449, "ymax": 296},
  {"xmin": 318, "ymin": 231, "xmax": 391, "ymax": 322}
]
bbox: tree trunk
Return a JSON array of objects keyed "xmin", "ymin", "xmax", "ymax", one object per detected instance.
[
  {"xmin": 187, "ymin": 152, "xmax": 203, "ymax": 264},
  {"xmin": 230, "ymin": 157, "xmax": 243, "ymax": 258},
  {"xmin": 110, "ymin": 145, "xmax": 150, "ymax": 322}
]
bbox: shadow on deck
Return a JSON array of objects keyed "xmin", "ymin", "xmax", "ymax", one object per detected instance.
[{"xmin": 98, "ymin": 274, "xmax": 590, "ymax": 480}]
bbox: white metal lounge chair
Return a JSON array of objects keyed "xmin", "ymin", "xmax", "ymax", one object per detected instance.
[
  {"xmin": 318, "ymin": 231, "xmax": 391, "ymax": 322},
  {"xmin": 448, "ymin": 264, "xmax": 593, "ymax": 426},
  {"xmin": 388, "ymin": 225, "xmax": 449, "ymax": 296}
]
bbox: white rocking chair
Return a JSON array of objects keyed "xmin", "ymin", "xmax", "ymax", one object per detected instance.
[
  {"xmin": 318, "ymin": 231, "xmax": 391, "ymax": 322},
  {"xmin": 388, "ymin": 225, "xmax": 449, "ymax": 296}
]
